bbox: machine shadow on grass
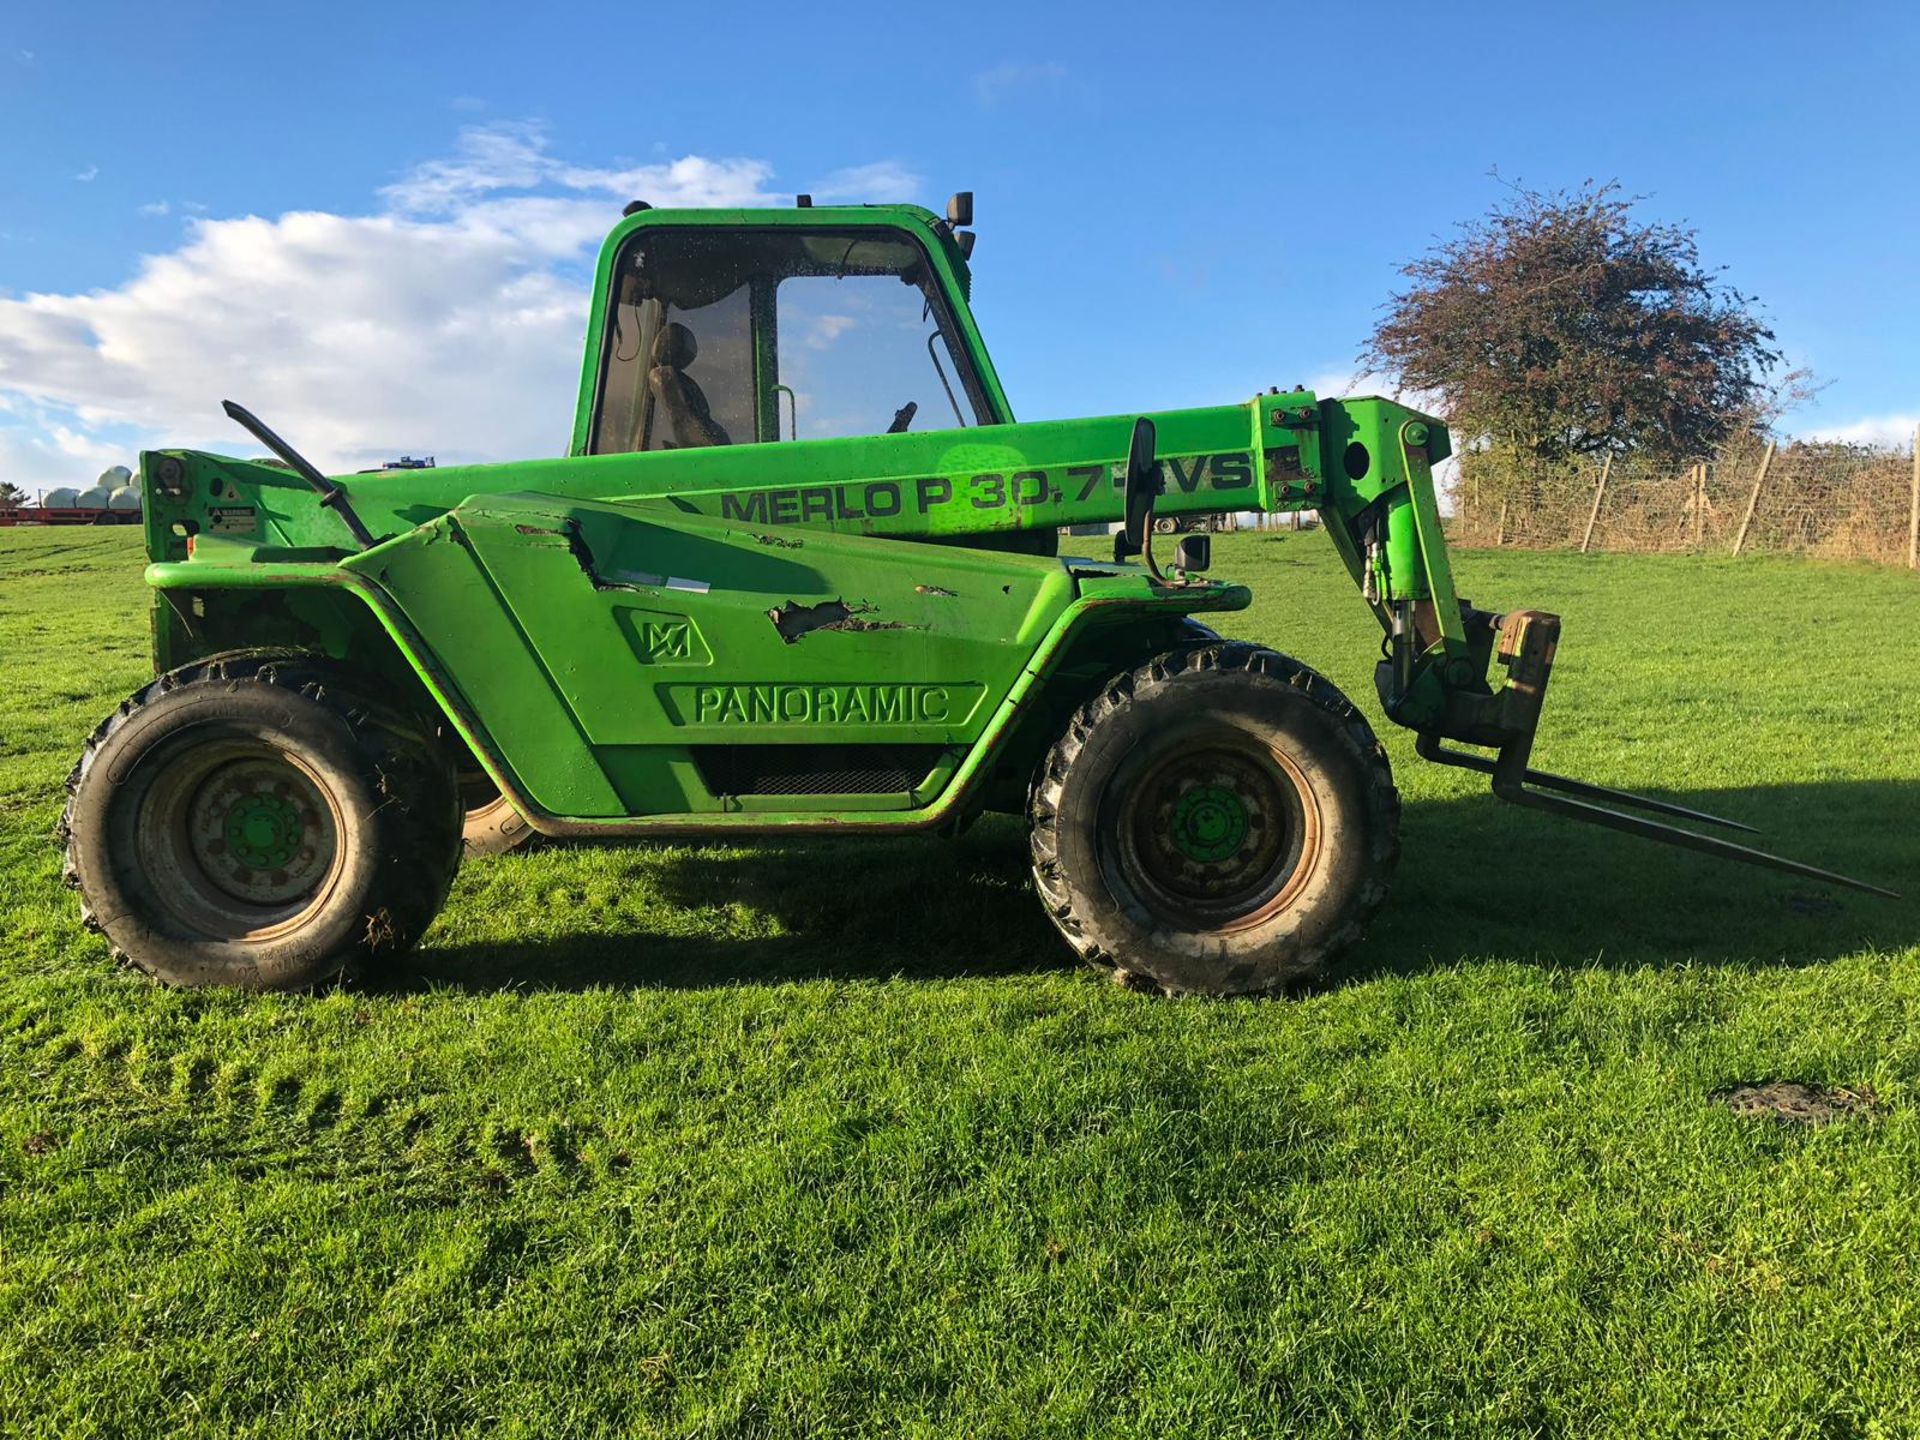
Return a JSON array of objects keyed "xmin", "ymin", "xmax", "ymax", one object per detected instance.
[
  {"xmin": 384, "ymin": 779, "xmax": 1920, "ymax": 997},
  {"xmin": 385, "ymin": 820, "xmax": 1074, "ymax": 995},
  {"xmin": 1349, "ymin": 777, "xmax": 1919, "ymax": 985}
]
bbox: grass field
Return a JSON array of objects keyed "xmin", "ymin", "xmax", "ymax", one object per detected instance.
[{"xmin": 3, "ymin": 525, "xmax": 1918, "ymax": 1438}]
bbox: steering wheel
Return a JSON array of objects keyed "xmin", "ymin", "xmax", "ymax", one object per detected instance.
[{"xmin": 886, "ymin": 401, "xmax": 918, "ymax": 435}]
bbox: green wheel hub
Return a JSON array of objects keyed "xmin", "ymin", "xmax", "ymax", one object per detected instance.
[
  {"xmin": 1170, "ymin": 784, "xmax": 1250, "ymax": 863},
  {"xmin": 223, "ymin": 791, "xmax": 305, "ymax": 869},
  {"xmin": 1109, "ymin": 735, "xmax": 1318, "ymax": 931},
  {"xmin": 179, "ymin": 755, "xmax": 338, "ymax": 908}
]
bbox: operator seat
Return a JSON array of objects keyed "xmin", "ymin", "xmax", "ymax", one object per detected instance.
[{"xmin": 648, "ymin": 321, "xmax": 731, "ymax": 448}]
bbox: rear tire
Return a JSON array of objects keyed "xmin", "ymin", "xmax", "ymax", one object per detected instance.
[
  {"xmin": 1029, "ymin": 643, "xmax": 1399, "ymax": 996},
  {"xmin": 460, "ymin": 778, "xmax": 535, "ymax": 858},
  {"xmin": 62, "ymin": 654, "xmax": 463, "ymax": 990}
]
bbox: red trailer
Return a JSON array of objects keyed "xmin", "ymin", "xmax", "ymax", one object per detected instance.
[{"xmin": 0, "ymin": 505, "xmax": 142, "ymax": 527}]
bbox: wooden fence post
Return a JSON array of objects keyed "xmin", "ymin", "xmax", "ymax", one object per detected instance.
[
  {"xmin": 1732, "ymin": 440, "xmax": 1776, "ymax": 558},
  {"xmin": 1690, "ymin": 463, "xmax": 1707, "ymax": 549},
  {"xmin": 1909, "ymin": 424, "xmax": 1919, "ymax": 570},
  {"xmin": 1580, "ymin": 453, "xmax": 1612, "ymax": 553},
  {"xmin": 1495, "ymin": 499, "xmax": 1508, "ymax": 547}
]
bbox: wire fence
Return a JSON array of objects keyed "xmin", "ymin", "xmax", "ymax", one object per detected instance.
[{"xmin": 1448, "ymin": 428, "xmax": 1920, "ymax": 568}]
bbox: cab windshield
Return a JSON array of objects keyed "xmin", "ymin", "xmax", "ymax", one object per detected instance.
[{"xmin": 589, "ymin": 226, "xmax": 990, "ymax": 454}]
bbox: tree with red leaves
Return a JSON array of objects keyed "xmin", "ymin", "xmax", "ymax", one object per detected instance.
[{"xmin": 1363, "ymin": 181, "xmax": 1780, "ymax": 465}]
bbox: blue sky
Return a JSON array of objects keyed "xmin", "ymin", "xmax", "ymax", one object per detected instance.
[{"xmin": 2, "ymin": 0, "xmax": 1915, "ymax": 487}]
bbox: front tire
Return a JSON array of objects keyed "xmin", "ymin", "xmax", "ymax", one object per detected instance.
[
  {"xmin": 1029, "ymin": 644, "xmax": 1399, "ymax": 996},
  {"xmin": 62, "ymin": 654, "xmax": 463, "ymax": 990}
]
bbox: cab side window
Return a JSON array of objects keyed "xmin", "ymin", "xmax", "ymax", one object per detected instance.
[
  {"xmin": 589, "ymin": 226, "xmax": 988, "ymax": 455},
  {"xmin": 593, "ymin": 232, "xmax": 757, "ymax": 453}
]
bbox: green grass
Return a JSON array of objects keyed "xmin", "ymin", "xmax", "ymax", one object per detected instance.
[{"xmin": 3, "ymin": 526, "xmax": 1918, "ymax": 1438}]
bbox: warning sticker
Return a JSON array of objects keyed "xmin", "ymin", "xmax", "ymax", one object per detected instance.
[{"xmin": 207, "ymin": 505, "xmax": 260, "ymax": 536}]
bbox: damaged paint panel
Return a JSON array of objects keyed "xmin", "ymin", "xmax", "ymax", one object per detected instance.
[
  {"xmin": 564, "ymin": 518, "xmax": 709, "ymax": 593},
  {"xmin": 563, "ymin": 521, "xmax": 645, "ymax": 592},
  {"xmin": 768, "ymin": 598, "xmax": 923, "ymax": 644}
]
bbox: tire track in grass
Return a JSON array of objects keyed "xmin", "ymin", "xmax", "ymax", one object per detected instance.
[{"xmin": 4, "ymin": 1012, "xmax": 633, "ymax": 1194}]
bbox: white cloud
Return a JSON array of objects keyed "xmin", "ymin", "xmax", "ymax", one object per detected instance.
[
  {"xmin": 1797, "ymin": 413, "xmax": 1917, "ymax": 448},
  {"xmin": 139, "ymin": 200, "xmax": 170, "ymax": 217},
  {"xmin": 74, "ymin": 165, "xmax": 98, "ymax": 183},
  {"xmin": 379, "ymin": 121, "xmax": 556, "ymax": 213},
  {"xmin": 810, "ymin": 162, "xmax": 920, "ymax": 204},
  {"xmin": 802, "ymin": 315, "xmax": 856, "ymax": 350},
  {"xmin": 973, "ymin": 60, "xmax": 1071, "ymax": 109},
  {"xmin": 0, "ymin": 123, "xmax": 910, "ymax": 473},
  {"xmin": 383, "ymin": 122, "xmax": 776, "ymax": 217},
  {"xmin": 554, "ymin": 154, "xmax": 776, "ymax": 209},
  {"xmin": 0, "ymin": 402, "xmax": 134, "ymax": 496}
]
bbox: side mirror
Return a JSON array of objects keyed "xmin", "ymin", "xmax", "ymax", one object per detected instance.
[
  {"xmin": 1175, "ymin": 534, "xmax": 1211, "ymax": 573},
  {"xmin": 1114, "ymin": 417, "xmax": 1162, "ymax": 565}
]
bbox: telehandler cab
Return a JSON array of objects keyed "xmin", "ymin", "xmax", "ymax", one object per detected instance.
[{"xmin": 62, "ymin": 192, "xmax": 1890, "ymax": 995}]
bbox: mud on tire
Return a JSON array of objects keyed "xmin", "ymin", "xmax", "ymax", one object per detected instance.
[
  {"xmin": 61, "ymin": 652, "xmax": 463, "ymax": 991},
  {"xmin": 1029, "ymin": 643, "xmax": 1399, "ymax": 996}
]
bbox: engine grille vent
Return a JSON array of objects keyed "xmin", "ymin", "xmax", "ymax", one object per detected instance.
[{"xmin": 691, "ymin": 744, "xmax": 947, "ymax": 797}]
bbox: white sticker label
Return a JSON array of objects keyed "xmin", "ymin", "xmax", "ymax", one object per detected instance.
[{"xmin": 207, "ymin": 505, "xmax": 259, "ymax": 536}]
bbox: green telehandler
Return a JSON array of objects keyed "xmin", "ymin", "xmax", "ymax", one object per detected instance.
[{"xmin": 60, "ymin": 192, "xmax": 1890, "ymax": 995}]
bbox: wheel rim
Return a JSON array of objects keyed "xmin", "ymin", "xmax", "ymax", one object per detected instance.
[
  {"xmin": 1102, "ymin": 730, "xmax": 1320, "ymax": 932},
  {"xmin": 134, "ymin": 738, "xmax": 343, "ymax": 939}
]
